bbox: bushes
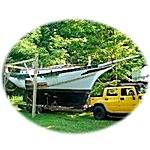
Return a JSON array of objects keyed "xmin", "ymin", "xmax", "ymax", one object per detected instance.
[
  {"xmin": 91, "ymin": 80, "xmax": 118, "ymax": 96},
  {"xmin": 10, "ymin": 96, "xmax": 26, "ymax": 106}
]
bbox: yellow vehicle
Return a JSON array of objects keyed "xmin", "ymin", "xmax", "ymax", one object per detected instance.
[{"xmin": 87, "ymin": 86, "xmax": 143, "ymax": 120}]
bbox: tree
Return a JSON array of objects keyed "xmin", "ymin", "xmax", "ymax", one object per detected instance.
[{"xmin": 6, "ymin": 19, "xmax": 145, "ymax": 95}]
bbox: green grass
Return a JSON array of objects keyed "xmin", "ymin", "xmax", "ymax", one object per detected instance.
[{"xmin": 20, "ymin": 111, "xmax": 118, "ymax": 133}]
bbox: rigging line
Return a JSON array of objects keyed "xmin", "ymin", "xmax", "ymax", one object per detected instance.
[{"xmin": 23, "ymin": 63, "xmax": 33, "ymax": 81}]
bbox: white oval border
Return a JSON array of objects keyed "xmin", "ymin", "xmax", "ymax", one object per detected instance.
[{"xmin": 0, "ymin": 0, "xmax": 150, "ymax": 150}]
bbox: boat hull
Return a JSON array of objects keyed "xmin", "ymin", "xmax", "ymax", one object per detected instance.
[
  {"xmin": 9, "ymin": 67, "xmax": 112, "ymax": 90},
  {"xmin": 24, "ymin": 89, "xmax": 90, "ymax": 108},
  {"xmin": 9, "ymin": 67, "xmax": 112, "ymax": 108}
]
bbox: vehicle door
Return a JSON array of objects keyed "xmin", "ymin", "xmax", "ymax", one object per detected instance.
[
  {"xmin": 119, "ymin": 87, "xmax": 139, "ymax": 113},
  {"xmin": 104, "ymin": 88, "xmax": 120, "ymax": 113}
]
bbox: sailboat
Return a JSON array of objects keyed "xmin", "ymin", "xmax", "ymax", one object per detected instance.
[{"xmin": 7, "ymin": 55, "xmax": 140, "ymax": 108}]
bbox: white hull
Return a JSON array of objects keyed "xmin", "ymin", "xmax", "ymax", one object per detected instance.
[{"xmin": 9, "ymin": 67, "xmax": 112, "ymax": 90}]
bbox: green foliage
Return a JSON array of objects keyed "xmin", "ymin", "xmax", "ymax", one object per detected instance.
[
  {"xmin": 21, "ymin": 111, "xmax": 116, "ymax": 133},
  {"xmin": 10, "ymin": 96, "xmax": 25, "ymax": 106},
  {"xmin": 90, "ymin": 80, "xmax": 118, "ymax": 96},
  {"xmin": 8, "ymin": 19, "xmax": 144, "ymax": 66}
]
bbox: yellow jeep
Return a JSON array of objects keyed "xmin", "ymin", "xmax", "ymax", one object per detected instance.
[{"xmin": 87, "ymin": 86, "xmax": 143, "ymax": 120}]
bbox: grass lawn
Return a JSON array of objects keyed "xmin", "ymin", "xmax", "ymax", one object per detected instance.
[{"xmin": 20, "ymin": 111, "xmax": 118, "ymax": 133}]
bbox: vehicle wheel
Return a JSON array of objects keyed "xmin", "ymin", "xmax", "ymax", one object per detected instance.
[{"xmin": 93, "ymin": 105, "xmax": 106, "ymax": 120}]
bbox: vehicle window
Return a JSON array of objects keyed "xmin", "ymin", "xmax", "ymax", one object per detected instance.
[
  {"xmin": 107, "ymin": 88, "xmax": 118, "ymax": 96},
  {"xmin": 121, "ymin": 88, "xmax": 135, "ymax": 96}
]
